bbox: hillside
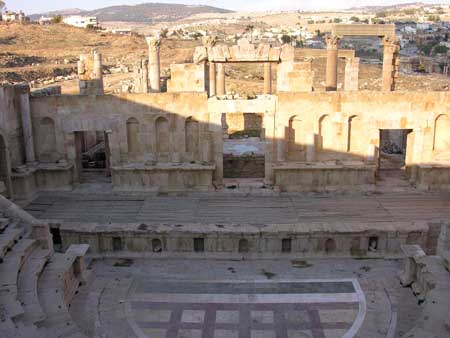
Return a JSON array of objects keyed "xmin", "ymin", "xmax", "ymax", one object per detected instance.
[
  {"xmin": 1, "ymin": 21, "xmax": 449, "ymax": 94},
  {"xmin": 348, "ymin": 2, "xmax": 441, "ymax": 12},
  {"xmin": 30, "ymin": 2, "xmax": 233, "ymax": 23}
]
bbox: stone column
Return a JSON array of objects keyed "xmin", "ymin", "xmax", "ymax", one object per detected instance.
[
  {"xmin": 202, "ymin": 36, "xmax": 218, "ymax": 97},
  {"xmin": 134, "ymin": 59, "xmax": 149, "ymax": 93},
  {"xmin": 382, "ymin": 36, "xmax": 400, "ymax": 92},
  {"xmin": 325, "ymin": 35, "xmax": 340, "ymax": 91},
  {"xmin": 209, "ymin": 62, "xmax": 216, "ymax": 97},
  {"xmin": 18, "ymin": 86, "xmax": 36, "ymax": 164},
  {"xmin": 216, "ymin": 63, "xmax": 225, "ymax": 96},
  {"xmin": 146, "ymin": 36, "xmax": 161, "ymax": 93},
  {"xmin": 344, "ymin": 57, "xmax": 360, "ymax": 91},
  {"xmin": 306, "ymin": 133, "xmax": 316, "ymax": 162},
  {"xmin": 93, "ymin": 50, "xmax": 104, "ymax": 94},
  {"xmin": 264, "ymin": 62, "xmax": 272, "ymax": 94}
]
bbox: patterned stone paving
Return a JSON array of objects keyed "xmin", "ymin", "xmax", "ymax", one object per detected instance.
[{"xmin": 126, "ymin": 280, "xmax": 363, "ymax": 338}]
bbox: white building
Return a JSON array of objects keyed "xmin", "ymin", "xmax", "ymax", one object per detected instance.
[
  {"xmin": 63, "ymin": 16, "xmax": 98, "ymax": 28},
  {"xmin": 2, "ymin": 10, "xmax": 28, "ymax": 23},
  {"xmin": 38, "ymin": 16, "xmax": 53, "ymax": 25}
]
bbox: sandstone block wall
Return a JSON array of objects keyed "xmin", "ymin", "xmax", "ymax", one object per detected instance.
[
  {"xmin": 167, "ymin": 63, "xmax": 207, "ymax": 93},
  {"xmin": 277, "ymin": 61, "xmax": 314, "ymax": 92}
]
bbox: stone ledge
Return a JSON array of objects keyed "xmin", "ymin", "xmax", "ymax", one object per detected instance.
[{"xmin": 112, "ymin": 163, "xmax": 216, "ymax": 171}]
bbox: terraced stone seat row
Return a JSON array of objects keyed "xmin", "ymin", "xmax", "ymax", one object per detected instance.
[
  {"xmin": 36, "ymin": 251, "xmax": 88, "ymax": 338},
  {"xmin": 400, "ymin": 245, "xmax": 450, "ymax": 338},
  {"xmin": 0, "ymin": 209, "xmax": 88, "ymax": 338}
]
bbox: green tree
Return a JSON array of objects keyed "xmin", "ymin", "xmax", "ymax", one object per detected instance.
[
  {"xmin": 433, "ymin": 45, "xmax": 449, "ymax": 55},
  {"xmin": 51, "ymin": 15, "xmax": 63, "ymax": 24},
  {"xmin": 350, "ymin": 16, "xmax": 360, "ymax": 22},
  {"xmin": 244, "ymin": 24, "xmax": 255, "ymax": 42},
  {"xmin": 333, "ymin": 18, "xmax": 342, "ymax": 23},
  {"xmin": 280, "ymin": 35, "xmax": 292, "ymax": 44},
  {"xmin": 428, "ymin": 15, "xmax": 440, "ymax": 22},
  {"xmin": 160, "ymin": 28, "xmax": 169, "ymax": 39}
]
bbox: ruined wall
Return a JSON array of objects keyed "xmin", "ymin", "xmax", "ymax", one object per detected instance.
[
  {"xmin": 167, "ymin": 63, "xmax": 207, "ymax": 93},
  {"xmin": 224, "ymin": 113, "xmax": 263, "ymax": 137},
  {"xmin": 275, "ymin": 92, "xmax": 450, "ymax": 164},
  {"xmin": 276, "ymin": 61, "xmax": 314, "ymax": 93},
  {"xmin": 24, "ymin": 90, "xmax": 450, "ymax": 192},
  {"xmin": 30, "ymin": 93, "xmax": 215, "ymax": 191}
]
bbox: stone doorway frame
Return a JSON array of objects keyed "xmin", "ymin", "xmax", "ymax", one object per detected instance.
[
  {"xmin": 328, "ymin": 24, "xmax": 399, "ymax": 92},
  {"xmin": 72, "ymin": 130, "xmax": 112, "ymax": 185}
]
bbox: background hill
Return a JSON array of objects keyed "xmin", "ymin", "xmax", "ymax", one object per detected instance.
[{"xmin": 30, "ymin": 2, "xmax": 233, "ymax": 23}]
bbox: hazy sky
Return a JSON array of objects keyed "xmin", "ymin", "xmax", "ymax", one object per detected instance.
[{"xmin": 4, "ymin": 0, "xmax": 450, "ymax": 14}]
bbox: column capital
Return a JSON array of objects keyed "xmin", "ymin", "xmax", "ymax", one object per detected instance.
[
  {"xmin": 146, "ymin": 36, "xmax": 161, "ymax": 52},
  {"xmin": 382, "ymin": 36, "xmax": 400, "ymax": 53},
  {"xmin": 325, "ymin": 35, "xmax": 340, "ymax": 50}
]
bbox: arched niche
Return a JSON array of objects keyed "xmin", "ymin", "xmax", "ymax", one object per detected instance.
[
  {"xmin": 126, "ymin": 117, "xmax": 140, "ymax": 154},
  {"xmin": 348, "ymin": 115, "xmax": 363, "ymax": 154},
  {"xmin": 185, "ymin": 117, "xmax": 199, "ymax": 154},
  {"xmin": 319, "ymin": 114, "xmax": 333, "ymax": 151},
  {"xmin": 287, "ymin": 115, "xmax": 304, "ymax": 160},
  {"xmin": 156, "ymin": 116, "xmax": 169, "ymax": 153},
  {"xmin": 433, "ymin": 114, "xmax": 450, "ymax": 152},
  {"xmin": 38, "ymin": 117, "xmax": 57, "ymax": 162}
]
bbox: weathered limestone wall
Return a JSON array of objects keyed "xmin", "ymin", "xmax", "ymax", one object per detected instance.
[
  {"xmin": 224, "ymin": 113, "xmax": 263, "ymax": 136},
  {"xmin": 275, "ymin": 91, "xmax": 450, "ymax": 163},
  {"xmin": 0, "ymin": 86, "xmax": 26, "ymax": 168},
  {"xmin": 274, "ymin": 91, "xmax": 450, "ymax": 190},
  {"xmin": 30, "ymin": 93, "xmax": 216, "ymax": 192},
  {"xmin": 276, "ymin": 61, "xmax": 314, "ymax": 92},
  {"xmin": 14, "ymin": 88, "xmax": 450, "ymax": 194},
  {"xmin": 58, "ymin": 220, "xmax": 429, "ymax": 258},
  {"xmin": 0, "ymin": 86, "xmax": 27, "ymax": 198},
  {"xmin": 167, "ymin": 63, "xmax": 207, "ymax": 93}
]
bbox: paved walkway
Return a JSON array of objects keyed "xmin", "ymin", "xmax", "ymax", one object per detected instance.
[
  {"xmin": 69, "ymin": 258, "xmax": 419, "ymax": 338},
  {"xmin": 25, "ymin": 191, "xmax": 450, "ymax": 225}
]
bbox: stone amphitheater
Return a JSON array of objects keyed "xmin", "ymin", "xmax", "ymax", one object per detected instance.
[{"xmin": 0, "ymin": 24, "xmax": 450, "ymax": 338}]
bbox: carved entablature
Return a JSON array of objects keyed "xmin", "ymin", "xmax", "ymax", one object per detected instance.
[{"xmin": 195, "ymin": 38, "xmax": 283, "ymax": 63}]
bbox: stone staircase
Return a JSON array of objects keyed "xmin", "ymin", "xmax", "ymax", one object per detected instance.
[{"xmin": 0, "ymin": 202, "xmax": 89, "ymax": 338}]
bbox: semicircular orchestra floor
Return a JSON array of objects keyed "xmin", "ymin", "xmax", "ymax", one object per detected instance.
[{"xmin": 69, "ymin": 258, "xmax": 420, "ymax": 338}]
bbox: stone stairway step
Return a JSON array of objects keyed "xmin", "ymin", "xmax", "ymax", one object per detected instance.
[
  {"xmin": 17, "ymin": 248, "xmax": 51, "ymax": 326},
  {"xmin": 37, "ymin": 253, "xmax": 86, "ymax": 338},
  {"xmin": 0, "ymin": 238, "xmax": 37, "ymax": 320},
  {"xmin": 0, "ymin": 226, "xmax": 24, "ymax": 259},
  {"xmin": 0, "ymin": 217, "xmax": 10, "ymax": 232}
]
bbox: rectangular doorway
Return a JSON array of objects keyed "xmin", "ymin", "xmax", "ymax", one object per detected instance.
[
  {"xmin": 222, "ymin": 112, "xmax": 265, "ymax": 180},
  {"xmin": 378, "ymin": 129, "xmax": 413, "ymax": 183},
  {"xmin": 75, "ymin": 131, "xmax": 111, "ymax": 183}
]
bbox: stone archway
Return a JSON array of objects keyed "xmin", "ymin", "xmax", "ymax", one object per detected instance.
[{"xmin": 0, "ymin": 133, "xmax": 12, "ymax": 198}]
